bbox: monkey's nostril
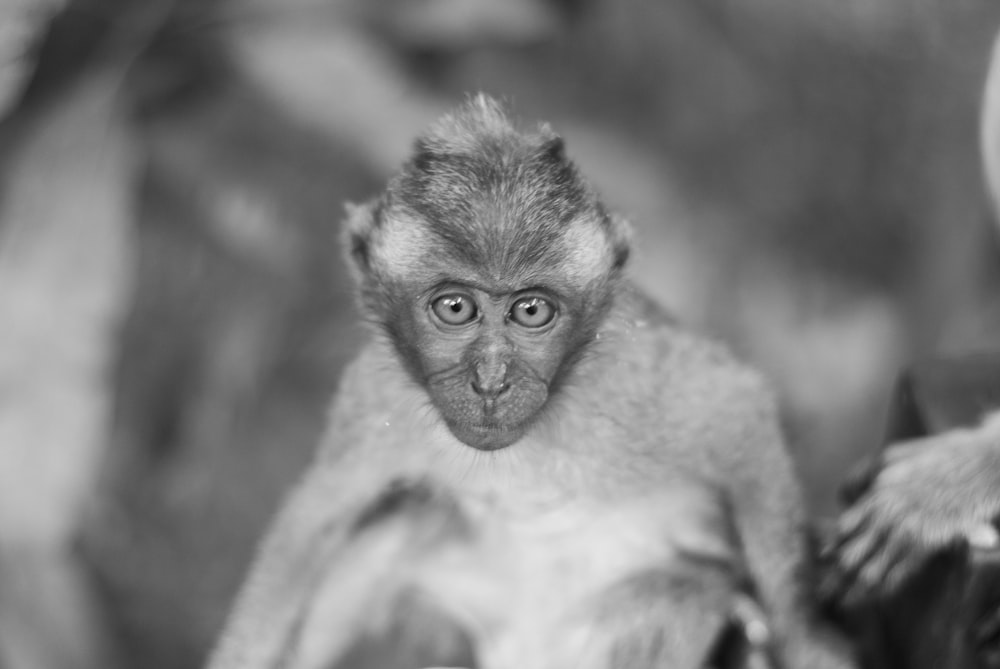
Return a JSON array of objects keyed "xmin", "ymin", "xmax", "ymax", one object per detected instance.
[{"xmin": 471, "ymin": 380, "xmax": 510, "ymax": 398}]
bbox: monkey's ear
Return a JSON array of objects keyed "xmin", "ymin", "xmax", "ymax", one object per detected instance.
[
  {"xmin": 342, "ymin": 200, "xmax": 379, "ymax": 278},
  {"xmin": 607, "ymin": 212, "xmax": 633, "ymax": 271},
  {"xmin": 536, "ymin": 126, "xmax": 566, "ymax": 161}
]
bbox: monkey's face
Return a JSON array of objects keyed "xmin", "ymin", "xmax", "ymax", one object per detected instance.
[
  {"xmin": 356, "ymin": 226, "xmax": 619, "ymax": 451},
  {"xmin": 344, "ymin": 95, "xmax": 631, "ymax": 450},
  {"xmin": 358, "ymin": 215, "xmax": 621, "ymax": 451},
  {"xmin": 403, "ymin": 280, "xmax": 581, "ymax": 451}
]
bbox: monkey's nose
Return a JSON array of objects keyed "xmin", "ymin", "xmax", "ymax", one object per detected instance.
[{"xmin": 472, "ymin": 363, "xmax": 510, "ymax": 398}]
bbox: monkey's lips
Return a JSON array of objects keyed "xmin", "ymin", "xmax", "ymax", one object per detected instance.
[
  {"xmin": 429, "ymin": 379, "xmax": 547, "ymax": 451},
  {"xmin": 446, "ymin": 421, "xmax": 526, "ymax": 451}
]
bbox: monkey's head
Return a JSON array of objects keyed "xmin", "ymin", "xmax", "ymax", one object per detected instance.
[{"xmin": 345, "ymin": 95, "xmax": 630, "ymax": 451}]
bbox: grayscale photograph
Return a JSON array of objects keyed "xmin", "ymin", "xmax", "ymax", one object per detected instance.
[{"xmin": 1, "ymin": 1, "xmax": 999, "ymax": 668}]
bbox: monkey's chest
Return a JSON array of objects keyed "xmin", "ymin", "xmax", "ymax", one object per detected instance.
[{"xmin": 409, "ymin": 484, "xmax": 733, "ymax": 669}]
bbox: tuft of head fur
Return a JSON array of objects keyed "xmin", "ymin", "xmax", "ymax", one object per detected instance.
[
  {"xmin": 419, "ymin": 94, "xmax": 522, "ymax": 157},
  {"xmin": 344, "ymin": 95, "xmax": 631, "ymax": 316}
]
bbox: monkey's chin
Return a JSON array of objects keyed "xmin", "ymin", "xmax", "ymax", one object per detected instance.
[{"xmin": 447, "ymin": 423, "xmax": 525, "ymax": 451}]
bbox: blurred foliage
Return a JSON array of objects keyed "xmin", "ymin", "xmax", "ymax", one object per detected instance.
[{"xmin": 2, "ymin": 0, "xmax": 1000, "ymax": 667}]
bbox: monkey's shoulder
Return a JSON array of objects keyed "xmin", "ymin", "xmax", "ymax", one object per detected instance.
[
  {"xmin": 599, "ymin": 315, "xmax": 776, "ymax": 421},
  {"xmin": 316, "ymin": 343, "xmax": 436, "ymax": 459},
  {"xmin": 580, "ymin": 306, "xmax": 787, "ymax": 477},
  {"xmin": 606, "ymin": 288, "xmax": 764, "ymax": 390}
]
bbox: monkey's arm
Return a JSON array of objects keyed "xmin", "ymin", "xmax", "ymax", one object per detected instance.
[
  {"xmin": 830, "ymin": 412, "xmax": 1000, "ymax": 603},
  {"xmin": 274, "ymin": 481, "xmax": 475, "ymax": 669},
  {"xmin": 721, "ymin": 377, "xmax": 856, "ymax": 669},
  {"xmin": 206, "ymin": 462, "xmax": 363, "ymax": 669},
  {"xmin": 583, "ymin": 560, "xmax": 741, "ymax": 669},
  {"xmin": 208, "ymin": 471, "xmax": 474, "ymax": 669},
  {"xmin": 206, "ymin": 348, "xmax": 428, "ymax": 669}
]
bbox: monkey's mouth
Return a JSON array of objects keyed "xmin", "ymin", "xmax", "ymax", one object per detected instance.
[{"xmin": 446, "ymin": 421, "xmax": 525, "ymax": 451}]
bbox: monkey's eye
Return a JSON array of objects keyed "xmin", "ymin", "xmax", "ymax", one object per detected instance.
[
  {"xmin": 430, "ymin": 293, "xmax": 479, "ymax": 327},
  {"xmin": 509, "ymin": 296, "xmax": 556, "ymax": 329}
]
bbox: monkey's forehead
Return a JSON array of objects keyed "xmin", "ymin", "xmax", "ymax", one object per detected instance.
[
  {"xmin": 370, "ymin": 206, "xmax": 616, "ymax": 292},
  {"xmin": 371, "ymin": 201, "xmax": 615, "ymax": 288}
]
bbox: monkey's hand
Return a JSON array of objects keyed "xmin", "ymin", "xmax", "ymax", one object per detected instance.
[{"xmin": 827, "ymin": 421, "xmax": 1000, "ymax": 606}]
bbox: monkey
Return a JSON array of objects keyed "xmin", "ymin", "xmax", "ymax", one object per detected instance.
[
  {"xmin": 824, "ymin": 29, "xmax": 1000, "ymax": 607},
  {"xmin": 206, "ymin": 95, "xmax": 853, "ymax": 669}
]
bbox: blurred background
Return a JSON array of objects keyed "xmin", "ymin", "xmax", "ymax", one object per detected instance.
[{"xmin": 2, "ymin": 0, "xmax": 1000, "ymax": 667}]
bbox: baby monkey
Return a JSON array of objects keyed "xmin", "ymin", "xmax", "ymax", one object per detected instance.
[{"xmin": 207, "ymin": 96, "xmax": 852, "ymax": 669}]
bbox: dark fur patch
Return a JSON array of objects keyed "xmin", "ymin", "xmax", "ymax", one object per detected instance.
[
  {"xmin": 350, "ymin": 479, "xmax": 437, "ymax": 535},
  {"xmin": 329, "ymin": 589, "xmax": 479, "ymax": 669},
  {"xmin": 600, "ymin": 566, "xmax": 736, "ymax": 669},
  {"xmin": 348, "ymin": 229, "xmax": 370, "ymax": 271}
]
